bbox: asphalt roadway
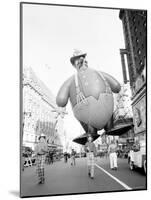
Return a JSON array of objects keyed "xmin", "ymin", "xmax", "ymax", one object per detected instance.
[{"xmin": 21, "ymin": 157, "xmax": 146, "ymax": 197}]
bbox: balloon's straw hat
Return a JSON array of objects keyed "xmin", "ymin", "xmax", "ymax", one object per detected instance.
[{"xmin": 70, "ymin": 50, "xmax": 87, "ymax": 65}]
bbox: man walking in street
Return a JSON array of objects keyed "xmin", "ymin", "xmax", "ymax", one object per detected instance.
[
  {"xmin": 35, "ymin": 133, "xmax": 48, "ymax": 184},
  {"xmin": 85, "ymin": 134, "xmax": 97, "ymax": 179},
  {"xmin": 71, "ymin": 149, "xmax": 76, "ymax": 166},
  {"xmin": 108, "ymin": 140, "xmax": 118, "ymax": 170}
]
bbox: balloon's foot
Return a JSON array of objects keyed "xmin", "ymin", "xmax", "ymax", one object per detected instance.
[{"xmin": 72, "ymin": 133, "xmax": 100, "ymax": 145}]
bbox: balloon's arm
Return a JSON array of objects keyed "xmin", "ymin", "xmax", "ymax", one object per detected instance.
[
  {"xmin": 56, "ymin": 76, "xmax": 74, "ymax": 107},
  {"xmin": 99, "ymin": 71, "xmax": 121, "ymax": 93}
]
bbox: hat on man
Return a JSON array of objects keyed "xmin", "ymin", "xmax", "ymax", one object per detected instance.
[
  {"xmin": 38, "ymin": 133, "xmax": 46, "ymax": 140},
  {"xmin": 70, "ymin": 49, "xmax": 87, "ymax": 65},
  {"xmin": 87, "ymin": 133, "xmax": 92, "ymax": 138}
]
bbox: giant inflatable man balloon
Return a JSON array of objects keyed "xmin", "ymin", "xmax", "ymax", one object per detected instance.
[{"xmin": 56, "ymin": 50, "xmax": 121, "ymax": 144}]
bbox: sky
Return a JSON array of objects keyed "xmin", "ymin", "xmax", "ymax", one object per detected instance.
[{"xmin": 23, "ymin": 4, "xmax": 125, "ymax": 145}]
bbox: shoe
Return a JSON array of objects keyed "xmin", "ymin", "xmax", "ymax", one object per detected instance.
[
  {"xmin": 88, "ymin": 172, "xmax": 91, "ymax": 177},
  {"xmin": 38, "ymin": 180, "xmax": 43, "ymax": 184},
  {"xmin": 114, "ymin": 167, "xmax": 117, "ymax": 170},
  {"xmin": 38, "ymin": 178, "xmax": 45, "ymax": 184},
  {"xmin": 91, "ymin": 176, "xmax": 94, "ymax": 179}
]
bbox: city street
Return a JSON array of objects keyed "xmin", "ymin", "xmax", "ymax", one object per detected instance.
[
  {"xmin": 21, "ymin": 157, "xmax": 146, "ymax": 197},
  {"xmin": 21, "ymin": 5, "xmax": 147, "ymax": 199}
]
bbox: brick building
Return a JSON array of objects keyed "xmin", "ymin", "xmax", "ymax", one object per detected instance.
[{"xmin": 119, "ymin": 9, "xmax": 147, "ymax": 143}]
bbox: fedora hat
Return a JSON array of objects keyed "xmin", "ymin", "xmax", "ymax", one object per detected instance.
[{"xmin": 70, "ymin": 49, "xmax": 87, "ymax": 65}]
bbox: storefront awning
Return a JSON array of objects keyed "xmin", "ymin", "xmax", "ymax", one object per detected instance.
[{"xmin": 106, "ymin": 123, "xmax": 133, "ymax": 136}]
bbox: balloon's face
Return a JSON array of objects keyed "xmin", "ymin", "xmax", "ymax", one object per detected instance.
[
  {"xmin": 74, "ymin": 57, "xmax": 84, "ymax": 70},
  {"xmin": 69, "ymin": 68, "xmax": 114, "ymax": 130}
]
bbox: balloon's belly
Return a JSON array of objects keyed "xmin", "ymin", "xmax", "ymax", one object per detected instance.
[
  {"xmin": 72, "ymin": 93, "xmax": 114, "ymax": 130},
  {"xmin": 69, "ymin": 69, "xmax": 107, "ymax": 107}
]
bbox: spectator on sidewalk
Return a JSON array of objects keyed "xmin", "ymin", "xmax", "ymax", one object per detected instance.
[
  {"xmin": 35, "ymin": 133, "xmax": 48, "ymax": 184},
  {"xmin": 64, "ymin": 152, "xmax": 68, "ymax": 163},
  {"xmin": 84, "ymin": 134, "xmax": 97, "ymax": 179},
  {"xmin": 49, "ymin": 151, "xmax": 54, "ymax": 164},
  {"xmin": 108, "ymin": 140, "xmax": 118, "ymax": 170},
  {"xmin": 71, "ymin": 149, "xmax": 76, "ymax": 166},
  {"xmin": 24, "ymin": 150, "xmax": 32, "ymax": 167},
  {"xmin": 22, "ymin": 151, "xmax": 26, "ymax": 171}
]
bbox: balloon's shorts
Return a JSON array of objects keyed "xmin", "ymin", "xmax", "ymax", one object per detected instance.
[{"xmin": 73, "ymin": 93, "xmax": 113, "ymax": 130}]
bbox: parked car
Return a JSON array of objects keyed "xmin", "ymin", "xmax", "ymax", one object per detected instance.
[{"xmin": 128, "ymin": 141, "xmax": 146, "ymax": 174}]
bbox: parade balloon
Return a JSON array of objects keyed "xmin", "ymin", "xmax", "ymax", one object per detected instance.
[{"xmin": 56, "ymin": 50, "xmax": 121, "ymax": 143}]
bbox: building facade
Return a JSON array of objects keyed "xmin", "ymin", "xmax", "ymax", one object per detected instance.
[
  {"xmin": 103, "ymin": 82, "xmax": 134, "ymax": 149},
  {"xmin": 113, "ymin": 83, "xmax": 133, "ymax": 122},
  {"xmin": 119, "ymin": 10, "xmax": 147, "ymax": 144},
  {"xmin": 23, "ymin": 67, "xmax": 63, "ymax": 150},
  {"xmin": 113, "ymin": 83, "xmax": 134, "ymax": 144}
]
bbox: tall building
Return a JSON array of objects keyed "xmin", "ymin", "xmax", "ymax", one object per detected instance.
[
  {"xmin": 119, "ymin": 9, "xmax": 147, "ymax": 143},
  {"xmin": 23, "ymin": 67, "xmax": 63, "ymax": 150}
]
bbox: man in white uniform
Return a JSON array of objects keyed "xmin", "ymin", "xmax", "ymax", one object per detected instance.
[{"xmin": 108, "ymin": 140, "xmax": 118, "ymax": 170}]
